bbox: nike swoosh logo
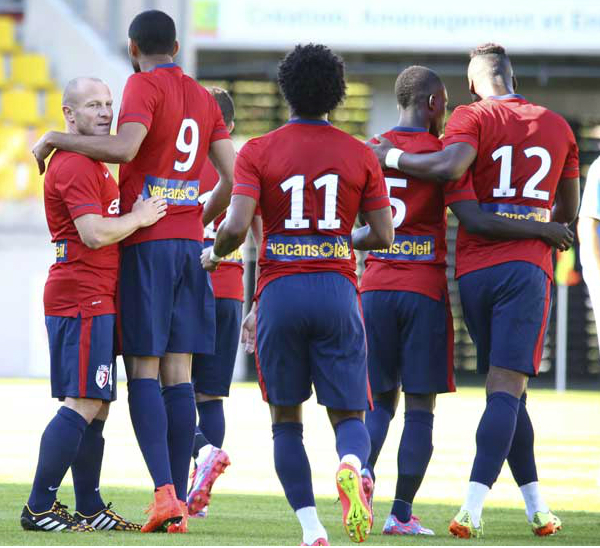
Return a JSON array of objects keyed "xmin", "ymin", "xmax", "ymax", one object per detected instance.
[
  {"xmin": 94, "ymin": 487, "xmax": 100, "ymax": 492},
  {"xmin": 48, "ymin": 486, "xmax": 59, "ymax": 491}
]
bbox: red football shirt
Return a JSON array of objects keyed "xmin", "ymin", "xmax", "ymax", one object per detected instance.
[
  {"xmin": 199, "ymin": 160, "xmax": 244, "ymax": 301},
  {"xmin": 233, "ymin": 119, "xmax": 390, "ymax": 296},
  {"xmin": 443, "ymin": 94, "xmax": 580, "ymax": 279},
  {"xmin": 360, "ymin": 127, "xmax": 449, "ymax": 301},
  {"xmin": 117, "ymin": 63, "xmax": 230, "ymax": 246},
  {"xmin": 43, "ymin": 151, "xmax": 120, "ymax": 317}
]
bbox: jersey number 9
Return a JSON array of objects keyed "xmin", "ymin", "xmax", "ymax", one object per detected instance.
[{"xmin": 174, "ymin": 118, "xmax": 200, "ymax": 173}]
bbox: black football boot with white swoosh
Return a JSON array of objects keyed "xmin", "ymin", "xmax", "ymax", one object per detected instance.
[
  {"xmin": 74, "ymin": 502, "xmax": 142, "ymax": 531},
  {"xmin": 21, "ymin": 501, "xmax": 94, "ymax": 532}
]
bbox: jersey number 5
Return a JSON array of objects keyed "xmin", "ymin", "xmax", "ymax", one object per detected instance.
[
  {"xmin": 492, "ymin": 145, "xmax": 551, "ymax": 200},
  {"xmin": 280, "ymin": 174, "xmax": 341, "ymax": 230},
  {"xmin": 174, "ymin": 118, "xmax": 200, "ymax": 173},
  {"xmin": 385, "ymin": 177, "xmax": 407, "ymax": 228}
]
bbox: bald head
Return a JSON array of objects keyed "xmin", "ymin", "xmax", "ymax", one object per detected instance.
[
  {"xmin": 467, "ymin": 43, "xmax": 514, "ymax": 97},
  {"xmin": 62, "ymin": 77, "xmax": 113, "ymax": 136}
]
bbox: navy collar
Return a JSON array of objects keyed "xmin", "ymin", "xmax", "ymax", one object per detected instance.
[
  {"xmin": 152, "ymin": 62, "xmax": 178, "ymax": 71},
  {"xmin": 287, "ymin": 118, "xmax": 331, "ymax": 126},
  {"xmin": 489, "ymin": 93, "xmax": 525, "ymax": 100},
  {"xmin": 392, "ymin": 126, "xmax": 427, "ymax": 133}
]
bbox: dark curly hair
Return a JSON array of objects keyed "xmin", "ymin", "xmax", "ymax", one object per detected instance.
[
  {"xmin": 394, "ymin": 66, "xmax": 443, "ymax": 109},
  {"xmin": 469, "ymin": 43, "xmax": 512, "ymax": 80},
  {"xmin": 277, "ymin": 44, "xmax": 346, "ymax": 117},
  {"xmin": 208, "ymin": 86, "xmax": 235, "ymax": 126}
]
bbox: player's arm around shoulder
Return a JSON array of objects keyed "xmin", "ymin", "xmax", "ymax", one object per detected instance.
[{"xmin": 75, "ymin": 194, "xmax": 167, "ymax": 249}]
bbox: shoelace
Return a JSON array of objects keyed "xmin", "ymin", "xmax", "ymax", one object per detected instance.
[{"xmin": 52, "ymin": 501, "xmax": 77, "ymax": 524}]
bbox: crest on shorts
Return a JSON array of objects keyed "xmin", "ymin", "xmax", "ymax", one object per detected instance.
[{"xmin": 96, "ymin": 364, "xmax": 110, "ymax": 389}]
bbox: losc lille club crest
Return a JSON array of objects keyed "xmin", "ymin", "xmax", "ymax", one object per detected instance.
[{"xmin": 96, "ymin": 364, "xmax": 111, "ymax": 389}]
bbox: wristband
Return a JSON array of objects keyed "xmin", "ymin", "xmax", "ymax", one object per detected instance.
[
  {"xmin": 210, "ymin": 248, "xmax": 223, "ymax": 263},
  {"xmin": 385, "ymin": 148, "xmax": 404, "ymax": 169}
]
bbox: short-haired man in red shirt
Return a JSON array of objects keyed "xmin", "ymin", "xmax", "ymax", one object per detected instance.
[{"xmin": 22, "ymin": 77, "xmax": 165, "ymax": 533}]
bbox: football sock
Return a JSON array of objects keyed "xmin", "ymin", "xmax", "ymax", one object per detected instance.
[
  {"xmin": 127, "ymin": 378, "xmax": 173, "ymax": 490},
  {"xmin": 71, "ymin": 419, "xmax": 106, "ymax": 515},
  {"xmin": 364, "ymin": 400, "xmax": 394, "ymax": 480},
  {"xmin": 392, "ymin": 410, "xmax": 434, "ymax": 523},
  {"xmin": 507, "ymin": 393, "xmax": 539, "ymax": 486},
  {"xmin": 163, "ymin": 382, "xmax": 196, "ymax": 502},
  {"xmin": 296, "ymin": 506, "xmax": 328, "ymax": 545},
  {"xmin": 461, "ymin": 481, "xmax": 490, "ymax": 528},
  {"xmin": 192, "ymin": 425, "xmax": 210, "ymax": 460},
  {"xmin": 197, "ymin": 399, "xmax": 225, "ymax": 448},
  {"xmin": 272, "ymin": 422, "xmax": 315, "ymax": 511},
  {"xmin": 470, "ymin": 391, "xmax": 519, "ymax": 487},
  {"xmin": 334, "ymin": 417, "xmax": 371, "ymax": 470},
  {"xmin": 519, "ymin": 481, "xmax": 550, "ymax": 522},
  {"xmin": 27, "ymin": 406, "xmax": 87, "ymax": 513}
]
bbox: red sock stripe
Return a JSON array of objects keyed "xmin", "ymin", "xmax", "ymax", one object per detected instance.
[
  {"xmin": 78, "ymin": 316, "xmax": 93, "ymax": 397},
  {"xmin": 533, "ymin": 277, "xmax": 552, "ymax": 375},
  {"xmin": 253, "ymin": 298, "xmax": 269, "ymax": 403}
]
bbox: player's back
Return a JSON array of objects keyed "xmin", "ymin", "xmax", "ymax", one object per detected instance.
[
  {"xmin": 361, "ymin": 128, "xmax": 447, "ymax": 300},
  {"xmin": 117, "ymin": 63, "xmax": 229, "ymax": 246},
  {"xmin": 444, "ymin": 95, "xmax": 579, "ymax": 278},
  {"xmin": 234, "ymin": 119, "xmax": 388, "ymax": 295}
]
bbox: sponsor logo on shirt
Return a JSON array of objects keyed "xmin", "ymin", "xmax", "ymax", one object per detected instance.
[
  {"xmin": 143, "ymin": 175, "xmax": 199, "ymax": 205},
  {"xmin": 55, "ymin": 240, "xmax": 67, "ymax": 262},
  {"xmin": 204, "ymin": 239, "xmax": 244, "ymax": 264},
  {"xmin": 480, "ymin": 203, "xmax": 550, "ymax": 222},
  {"xmin": 370, "ymin": 235, "xmax": 435, "ymax": 261},
  {"xmin": 265, "ymin": 234, "xmax": 352, "ymax": 262}
]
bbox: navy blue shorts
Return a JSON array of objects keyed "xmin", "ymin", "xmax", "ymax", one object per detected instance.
[
  {"xmin": 192, "ymin": 298, "xmax": 243, "ymax": 397},
  {"xmin": 119, "ymin": 239, "xmax": 215, "ymax": 356},
  {"xmin": 459, "ymin": 261, "xmax": 552, "ymax": 377},
  {"xmin": 46, "ymin": 314, "xmax": 117, "ymax": 401},
  {"xmin": 362, "ymin": 290, "xmax": 455, "ymax": 395},
  {"xmin": 256, "ymin": 272, "xmax": 371, "ymax": 411}
]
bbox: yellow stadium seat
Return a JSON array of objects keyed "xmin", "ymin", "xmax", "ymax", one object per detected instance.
[
  {"xmin": 11, "ymin": 53, "xmax": 52, "ymax": 88},
  {"xmin": 45, "ymin": 89, "xmax": 64, "ymax": 125},
  {"xmin": 0, "ymin": 61, "xmax": 7, "ymax": 88},
  {"xmin": 0, "ymin": 125, "xmax": 30, "ymax": 199},
  {"xmin": 0, "ymin": 17, "xmax": 18, "ymax": 53},
  {"xmin": 0, "ymin": 89, "xmax": 40, "ymax": 125}
]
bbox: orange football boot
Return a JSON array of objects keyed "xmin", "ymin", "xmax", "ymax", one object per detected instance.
[
  {"xmin": 167, "ymin": 501, "xmax": 189, "ymax": 533},
  {"xmin": 141, "ymin": 484, "xmax": 182, "ymax": 533}
]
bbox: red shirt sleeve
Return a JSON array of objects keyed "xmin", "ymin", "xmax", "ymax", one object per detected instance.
[
  {"xmin": 232, "ymin": 140, "xmax": 262, "ymax": 201},
  {"xmin": 442, "ymin": 105, "xmax": 480, "ymax": 151},
  {"xmin": 444, "ymin": 169, "xmax": 478, "ymax": 206},
  {"xmin": 55, "ymin": 156, "xmax": 102, "ymax": 219},
  {"xmin": 208, "ymin": 93, "xmax": 231, "ymax": 143},
  {"xmin": 118, "ymin": 74, "xmax": 159, "ymax": 130},
  {"xmin": 360, "ymin": 148, "xmax": 391, "ymax": 212},
  {"xmin": 561, "ymin": 123, "xmax": 580, "ymax": 179}
]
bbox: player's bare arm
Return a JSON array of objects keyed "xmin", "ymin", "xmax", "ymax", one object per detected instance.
[
  {"xmin": 449, "ymin": 200, "xmax": 574, "ymax": 251},
  {"xmin": 552, "ymin": 177, "xmax": 580, "ymax": 224},
  {"xmin": 202, "ymin": 139, "xmax": 236, "ymax": 226},
  {"xmin": 33, "ymin": 122, "xmax": 148, "ymax": 174},
  {"xmin": 202, "ymin": 194, "xmax": 256, "ymax": 271},
  {"xmin": 240, "ymin": 214, "xmax": 263, "ymax": 353},
  {"xmin": 74, "ymin": 194, "xmax": 167, "ymax": 249},
  {"xmin": 351, "ymin": 206, "xmax": 394, "ymax": 250},
  {"xmin": 367, "ymin": 137, "xmax": 477, "ymax": 184}
]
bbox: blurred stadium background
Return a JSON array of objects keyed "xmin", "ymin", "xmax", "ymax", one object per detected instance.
[{"xmin": 0, "ymin": 0, "xmax": 599, "ymax": 388}]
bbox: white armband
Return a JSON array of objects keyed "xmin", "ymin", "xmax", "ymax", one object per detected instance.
[
  {"xmin": 210, "ymin": 248, "xmax": 223, "ymax": 263},
  {"xmin": 385, "ymin": 148, "xmax": 404, "ymax": 169}
]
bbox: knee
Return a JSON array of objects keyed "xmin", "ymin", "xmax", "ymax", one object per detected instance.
[
  {"xmin": 327, "ymin": 408, "xmax": 364, "ymax": 428},
  {"xmin": 195, "ymin": 392, "xmax": 223, "ymax": 403},
  {"xmin": 271, "ymin": 405, "xmax": 302, "ymax": 424},
  {"xmin": 404, "ymin": 393, "xmax": 436, "ymax": 413},
  {"xmin": 64, "ymin": 397, "xmax": 104, "ymax": 424}
]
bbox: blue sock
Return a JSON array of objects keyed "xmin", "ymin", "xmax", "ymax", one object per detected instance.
[
  {"xmin": 365, "ymin": 400, "xmax": 394, "ymax": 480},
  {"xmin": 507, "ymin": 393, "xmax": 538, "ymax": 486},
  {"xmin": 470, "ymin": 391, "xmax": 519, "ymax": 488},
  {"xmin": 192, "ymin": 425, "xmax": 210, "ymax": 460},
  {"xmin": 392, "ymin": 410, "xmax": 434, "ymax": 523},
  {"xmin": 28, "ymin": 407, "xmax": 87, "ymax": 513},
  {"xmin": 127, "ymin": 379, "xmax": 172, "ymax": 490},
  {"xmin": 163, "ymin": 383, "xmax": 196, "ymax": 502},
  {"xmin": 197, "ymin": 399, "xmax": 225, "ymax": 448},
  {"xmin": 71, "ymin": 419, "xmax": 106, "ymax": 515},
  {"xmin": 272, "ymin": 422, "xmax": 315, "ymax": 510},
  {"xmin": 334, "ymin": 417, "xmax": 371, "ymax": 468}
]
